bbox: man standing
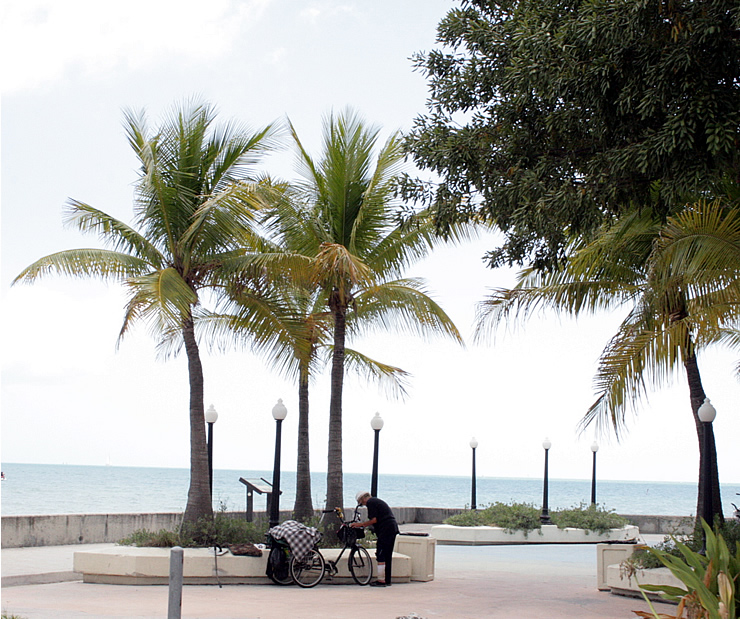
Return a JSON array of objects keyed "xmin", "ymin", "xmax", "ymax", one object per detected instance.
[{"xmin": 352, "ymin": 491, "xmax": 399, "ymax": 587}]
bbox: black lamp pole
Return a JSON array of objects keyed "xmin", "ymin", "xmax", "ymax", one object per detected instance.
[
  {"xmin": 270, "ymin": 399, "xmax": 288, "ymax": 529},
  {"xmin": 540, "ymin": 438, "xmax": 552, "ymax": 525},
  {"xmin": 590, "ymin": 441, "xmax": 599, "ymax": 505},
  {"xmin": 698, "ymin": 398, "xmax": 717, "ymax": 538},
  {"xmin": 205, "ymin": 404, "xmax": 218, "ymax": 502},
  {"xmin": 370, "ymin": 413, "xmax": 384, "ymax": 497},
  {"xmin": 470, "ymin": 437, "xmax": 478, "ymax": 510}
]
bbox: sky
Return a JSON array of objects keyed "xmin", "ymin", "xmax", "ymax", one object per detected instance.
[{"xmin": 1, "ymin": 0, "xmax": 738, "ymax": 490}]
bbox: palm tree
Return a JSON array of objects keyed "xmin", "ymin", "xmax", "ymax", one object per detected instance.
[
  {"xmin": 204, "ymin": 277, "xmax": 411, "ymax": 522},
  {"xmin": 476, "ymin": 203, "xmax": 740, "ymax": 524},
  {"xmin": 280, "ymin": 109, "xmax": 468, "ymax": 525},
  {"xmin": 13, "ymin": 101, "xmax": 278, "ymax": 527}
]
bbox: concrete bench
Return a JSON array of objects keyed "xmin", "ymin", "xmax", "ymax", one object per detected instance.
[{"xmin": 73, "ymin": 546, "xmax": 413, "ymax": 585}]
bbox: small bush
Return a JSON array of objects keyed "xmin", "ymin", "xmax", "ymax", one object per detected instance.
[
  {"xmin": 444, "ymin": 502, "xmax": 629, "ymax": 534},
  {"xmin": 119, "ymin": 528, "xmax": 180, "ymax": 547},
  {"xmin": 119, "ymin": 513, "xmax": 268, "ymax": 548},
  {"xmin": 445, "ymin": 502, "xmax": 542, "ymax": 532},
  {"xmin": 551, "ymin": 503, "xmax": 629, "ymax": 534}
]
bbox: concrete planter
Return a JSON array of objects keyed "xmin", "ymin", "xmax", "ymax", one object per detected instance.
[
  {"xmin": 597, "ymin": 542, "xmax": 683, "ymax": 600},
  {"xmin": 395, "ymin": 534, "xmax": 436, "ymax": 582},
  {"xmin": 605, "ymin": 563, "xmax": 682, "ymax": 599},
  {"xmin": 430, "ymin": 523, "xmax": 639, "ymax": 545}
]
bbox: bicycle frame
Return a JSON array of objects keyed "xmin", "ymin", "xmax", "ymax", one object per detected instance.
[
  {"xmin": 321, "ymin": 506, "xmax": 371, "ymax": 581},
  {"xmin": 287, "ymin": 506, "xmax": 373, "ymax": 587}
]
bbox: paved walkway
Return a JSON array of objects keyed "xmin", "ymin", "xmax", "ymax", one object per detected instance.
[{"xmin": 1, "ymin": 533, "xmax": 676, "ymax": 618}]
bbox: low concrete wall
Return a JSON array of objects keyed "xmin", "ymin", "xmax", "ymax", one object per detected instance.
[
  {"xmin": 2, "ymin": 513, "xmax": 185, "ymax": 549},
  {"xmin": 621, "ymin": 514, "xmax": 693, "ymax": 536},
  {"xmin": 1, "ymin": 507, "xmax": 460, "ymax": 549},
  {"xmin": 1, "ymin": 509, "xmax": 686, "ymax": 549}
]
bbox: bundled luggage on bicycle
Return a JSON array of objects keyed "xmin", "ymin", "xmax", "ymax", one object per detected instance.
[{"xmin": 265, "ymin": 520, "xmax": 322, "ymax": 586}]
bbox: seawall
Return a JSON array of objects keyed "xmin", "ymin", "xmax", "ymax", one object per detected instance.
[{"xmin": 0, "ymin": 510, "xmax": 691, "ymax": 548}]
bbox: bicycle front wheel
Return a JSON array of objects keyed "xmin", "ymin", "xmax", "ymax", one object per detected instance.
[
  {"xmin": 348, "ymin": 546, "xmax": 373, "ymax": 585},
  {"xmin": 290, "ymin": 548, "xmax": 325, "ymax": 588}
]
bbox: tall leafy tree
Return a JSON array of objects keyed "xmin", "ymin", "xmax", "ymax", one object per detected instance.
[
  {"xmin": 13, "ymin": 101, "xmax": 278, "ymax": 527},
  {"xmin": 405, "ymin": 0, "xmax": 740, "ymax": 269},
  {"xmin": 280, "ymin": 109, "xmax": 467, "ymax": 528},
  {"xmin": 476, "ymin": 202, "xmax": 740, "ymax": 523}
]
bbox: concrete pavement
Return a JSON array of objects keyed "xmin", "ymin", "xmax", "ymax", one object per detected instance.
[{"xmin": 1, "ymin": 533, "xmax": 676, "ymax": 618}]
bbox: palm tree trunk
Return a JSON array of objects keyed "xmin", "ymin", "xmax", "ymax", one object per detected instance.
[
  {"xmin": 684, "ymin": 352, "xmax": 723, "ymax": 528},
  {"xmin": 325, "ymin": 290, "xmax": 347, "ymax": 539},
  {"xmin": 182, "ymin": 315, "xmax": 213, "ymax": 528},
  {"xmin": 293, "ymin": 363, "xmax": 314, "ymax": 522}
]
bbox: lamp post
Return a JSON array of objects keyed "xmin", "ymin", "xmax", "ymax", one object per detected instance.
[
  {"xmin": 370, "ymin": 412, "xmax": 384, "ymax": 497},
  {"xmin": 270, "ymin": 398, "xmax": 288, "ymax": 529},
  {"xmin": 470, "ymin": 437, "xmax": 478, "ymax": 510},
  {"xmin": 698, "ymin": 398, "xmax": 717, "ymax": 533},
  {"xmin": 205, "ymin": 404, "xmax": 218, "ymax": 502},
  {"xmin": 590, "ymin": 441, "xmax": 599, "ymax": 505},
  {"xmin": 540, "ymin": 438, "xmax": 552, "ymax": 524}
]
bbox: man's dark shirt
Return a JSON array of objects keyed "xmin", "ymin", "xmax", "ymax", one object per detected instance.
[{"xmin": 366, "ymin": 497, "xmax": 399, "ymax": 538}]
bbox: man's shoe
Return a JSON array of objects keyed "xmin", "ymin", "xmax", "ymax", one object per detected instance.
[{"xmin": 370, "ymin": 581, "xmax": 386, "ymax": 587}]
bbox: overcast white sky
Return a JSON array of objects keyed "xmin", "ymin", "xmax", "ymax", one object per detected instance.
[{"xmin": 2, "ymin": 0, "xmax": 738, "ymax": 488}]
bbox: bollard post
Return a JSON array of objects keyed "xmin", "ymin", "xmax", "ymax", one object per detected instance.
[{"xmin": 168, "ymin": 546, "xmax": 184, "ymax": 619}]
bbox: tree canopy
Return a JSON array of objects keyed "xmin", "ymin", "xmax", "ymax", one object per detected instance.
[{"xmin": 405, "ymin": 0, "xmax": 740, "ymax": 269}]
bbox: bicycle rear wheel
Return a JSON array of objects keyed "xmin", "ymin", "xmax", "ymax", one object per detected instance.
[
  {"xmin": 348, "ymin": 546, "xmax": 373, "ymax": 585},
  {"xmin": 290, "ymin": 548, "xmax": 325, "ymax": 588}
]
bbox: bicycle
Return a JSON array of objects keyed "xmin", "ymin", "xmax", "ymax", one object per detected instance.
[{"xmin": 289, "ymin": 506, "xmax": 374, "ymax": 588}]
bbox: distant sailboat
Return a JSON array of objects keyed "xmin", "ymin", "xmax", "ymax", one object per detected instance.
[{"xmin": 105, "ymin": 454, "xmax": 112, "ymax": 467}]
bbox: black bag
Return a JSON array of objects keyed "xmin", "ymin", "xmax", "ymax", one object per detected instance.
[
  {"xmin": 266, "ymin": 544, "xmax": 289, "ymax": 581},
  {"xmin": 337, "ymin": 525, "xmax": 364, "ymax": 544}
]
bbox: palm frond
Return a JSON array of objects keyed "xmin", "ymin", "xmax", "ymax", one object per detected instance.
[
  {"xmin": 342, "ymin": 347, "xmax": 411, "ymax": 400},
  {"xmin": 579, "ymin": 305, "xmax": 691, "ymax": 438},
  {"xmin": 119, "ymin": 267, "xmax": 197, "ymax": 341},
  {"xmin": 13, "ymin": 249, "xmax": 151, "ymax": 284},
  {"xmin": 475, "ymin": 275, "xmax": 642, "ymax": 345},
  {"xmin": 652, "ymin": 200, "xmax": 740, "ymax": 295},
  {"xmin": 63, "ymin": 200, "xmax": 163, "ymax": 266},
  {"xmin": 352, "ymin": 279, "xmax": 464, "ymax": 344}
]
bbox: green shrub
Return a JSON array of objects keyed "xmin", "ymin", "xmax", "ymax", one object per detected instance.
[
  {"xmin": 119, "ymin": 528, "xmax": 180, "ymax": 547},
  {"xmin": 444, "ymin": 502, "xmax": 629, "ymax": 534},
  {"xmin": 551, "ymin": 503, "xmax": 629, "ymax": 534},
  {"xmin": 444, "ymin": 509, "xmax": 489, "ymax": 527},
  {"xmin": 445, "ymin": 502, "xmax": 542, "ymax": 532},
  {"xmin": 119, "ymin": 513, "xmax": 268, "ymax": 548}
]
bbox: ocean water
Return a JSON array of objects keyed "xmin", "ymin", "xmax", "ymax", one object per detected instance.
[{"xmin": 2, "ymin": 462, "xmax": 739, "ymax": 518}]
